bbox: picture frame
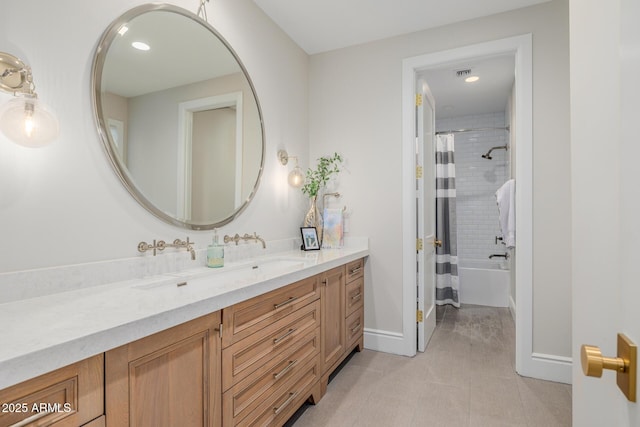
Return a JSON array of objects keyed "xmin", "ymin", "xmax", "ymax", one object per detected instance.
[{"xmin": 300, "ymin": 227, "xmax": 320, "ymax": 251}]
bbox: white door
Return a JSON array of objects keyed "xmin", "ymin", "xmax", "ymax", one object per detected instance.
[
  {"xmin": 571, "ymin": 0, "xmax": 640, "ymax": 425},
  {"xmin": 417, "ymin": 86, "xmax": 436, "ymax": 352}
]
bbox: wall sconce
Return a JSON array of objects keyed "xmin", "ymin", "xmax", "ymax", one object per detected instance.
[
  {"xmin": 278, "ymin": 149, "xmax": 305, "ymax": 188},
  {"xmin": 0, "ymin": 51, "xmax": 59, "ymax": 147}
]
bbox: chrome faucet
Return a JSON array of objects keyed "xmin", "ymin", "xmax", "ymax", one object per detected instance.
[
  {"xmin": 223, "ymin": 232, "xmax": 266, "ymax": 249},
  {"xmin": 138, "ymin": 237, "xmax": 196, "ymax": 260}
]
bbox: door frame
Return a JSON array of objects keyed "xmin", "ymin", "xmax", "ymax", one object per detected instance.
[
  {"xmin": 176, "ymin": 92, "xmax": 243, "ymax": 220},
  {"xmin": 401, "ymin": 34, "xmax": 562, "ymax": 381}
]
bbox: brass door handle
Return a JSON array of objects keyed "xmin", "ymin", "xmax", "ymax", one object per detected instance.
[
  {"xmin": 581, "ymin": 345, "xmax": 625, "ymax": 377},
  {"xmin": 433, "ymin": 239, "xmax": 442, "ymax": 248},
  {"xmin": 580, "ymin": 333, "xmax": 637, "ymax": 402}
]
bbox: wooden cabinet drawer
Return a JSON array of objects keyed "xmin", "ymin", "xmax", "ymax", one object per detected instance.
[
  {"xmin": 345, "ymin": 276, "xmax": 364, "ymax": 317},
  {"xmin": 234, "ymin": 357, "xmax": 320, "ymax": 427},
  {"xmin": 345, "ymin": 258, "xmax": 364, "ymax": 283},
  {"xmin": 0, "ymin": 354, "xmax": 104, "ymax": 427},
  {"xmin": 346, "ymin": 307, "xmax": 364, "ymax": 349},
  {"xmin": 222, "ymin": 327, "xmax": 319, "ymax": 425},
  {"xmin": 222, "ymin": 300, "xmax": 320, "ymax": 391},
  {"xmin": 222, "ymin": 275, "xmax": 320, "ymax": 348}
]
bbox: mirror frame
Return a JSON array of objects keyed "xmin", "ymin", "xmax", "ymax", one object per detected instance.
[{"xmin": 91, "ymin": 3, "xmax": 265, "ymax": 230}]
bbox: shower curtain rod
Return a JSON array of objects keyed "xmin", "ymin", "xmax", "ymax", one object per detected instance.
[{"xmin": 435, "ymin": 125, "xmax": 510, "ymax": 135}]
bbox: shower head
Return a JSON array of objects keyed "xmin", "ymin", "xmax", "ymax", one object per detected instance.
[{"xmin": 481, "ymin": 145, "xmax": 508, "ymax": 160}]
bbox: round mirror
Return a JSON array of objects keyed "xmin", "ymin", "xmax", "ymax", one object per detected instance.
[{"xmin": 92, "ymin": 3, "xmax": 264, "ymax": 230}]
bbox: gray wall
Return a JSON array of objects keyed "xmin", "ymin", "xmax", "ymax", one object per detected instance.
[
  {"xmin": 308, "ymin": 0, "xmax": 571, "ymax": 358},
  {"xmin": 0, "ymin": 0, "xmax": 309, "ymax": 272},
  {"xmin": 0, "ymin": 0, "xmax": 571, "ymax": 361}
]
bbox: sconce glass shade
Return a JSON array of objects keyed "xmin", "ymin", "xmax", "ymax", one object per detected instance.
[
  {"xmin": 288, "ymin": 165, "xmax": 305, "ymax": 188},
  {"xmin": 278, "ymin": 149, "xmax": 305, "ymax": 188},
  {"xmin": 0, "ymin": 96, "xmax": 59, "ymax": 147}
]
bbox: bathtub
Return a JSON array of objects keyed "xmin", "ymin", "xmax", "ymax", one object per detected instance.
[{"xmin": 458, "ymin": 259, "xmax": 510, "ymax": 307}]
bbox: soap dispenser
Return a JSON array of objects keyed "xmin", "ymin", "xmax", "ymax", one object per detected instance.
[{"xmin": 207, "ymin": 229, "xmax": 224, "ymax": 268}]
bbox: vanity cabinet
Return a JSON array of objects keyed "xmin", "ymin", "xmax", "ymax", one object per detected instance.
[
  {"xmin": 105, "ymin": 311, "xmax": 222, "ymax": 427},
  {"xmin": 345, "ymin": 259, "xmax": 365, "ymax": 350},
  {"xmin": 220, "ymin": 259, "xmax": 365, "ymax": 425},
  {"xmin": 221, "ymin": 276, "xmax": 322, "ymax": 426},
  {"xmin": 319, "ymin": 258, "xmax": 365, "ymax": 396},
  {"xmin": 319, "ymin": 266, "xmax": 346, "ymax": 373},
  {"xmin": 0, "ymin": 354, "xmax": 104, "ymax": 427},
  {"xmin": 1, "ymin": 256, "xmax": 366, "ymax": 427}
]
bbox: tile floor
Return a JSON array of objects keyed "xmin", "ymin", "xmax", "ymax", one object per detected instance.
[{"xmin": 289, "ymin": 304, "xmax": 572, "ymax": 426}]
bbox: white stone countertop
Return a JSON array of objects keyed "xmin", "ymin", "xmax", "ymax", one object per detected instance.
[{"xmin": 0, "ymin": 243, "xmax": 368, "ymax": 390}]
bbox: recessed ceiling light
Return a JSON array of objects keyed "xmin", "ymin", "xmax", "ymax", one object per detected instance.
[
  {"xmin": 131, "ymin": 41, "xmax": 150, "ymax": 51},
  {"xmin": 465, "ymin": 76, "xmax": 480, "ymax": 83}
]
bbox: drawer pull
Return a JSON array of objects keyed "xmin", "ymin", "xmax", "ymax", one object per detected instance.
[
  {"xmin": 12, "ymin": 411, "xmax": 49, "ymax": 427},
  {"xmin": 273, "ymin": 391, "xmax": 298, "ymax": 415},
  {"xmin": 273, "ymin": 328, "xmax": 296, "ymax": 345},
  {"xmin": 273, "ymin": 359, "xmax": 298, "ymax": 381},
  {"xmin": 349, "ymin": 266, "xmax": 362, "ymax": 275},
  {"xmin": 350, "ymin": 292, "xmax": 362, "ymax": 302},
  {"xmin": 350, "ymin": 323, "xmax": 362, "ymax": 333},
  {"xmin": 274, "ymin": 296, "xmax": 298, "ymax": 310}
]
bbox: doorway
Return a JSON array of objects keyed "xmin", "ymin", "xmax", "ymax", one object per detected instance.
[
  {"xmin": 401, "ymin": 34, "xmax": 540, "ymax": 379},
  {"xmin": 176, "ymin": 92, "xmax": 243, "ymax": 221},
  {"xmin": 421, "ymin": 53, "xmax": 514, "ymax": 310}
]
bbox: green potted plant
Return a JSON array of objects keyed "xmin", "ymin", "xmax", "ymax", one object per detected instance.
[{"xmin": 301, "ymin": 153, "xmax": 343, "ymax": 242}]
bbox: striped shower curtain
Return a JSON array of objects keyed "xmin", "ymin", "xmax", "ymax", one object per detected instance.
[{"xmin": 435, "ymin": 134, "xmax": 460, "ymax": 307}]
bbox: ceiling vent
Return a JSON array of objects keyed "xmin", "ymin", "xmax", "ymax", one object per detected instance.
[{"xmin": 454, "ymin": 68, "xmax": 473, "ymax": 78}]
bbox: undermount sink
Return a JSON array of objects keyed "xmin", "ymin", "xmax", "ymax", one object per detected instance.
[{"xmin": 133, "ymin": 258, "xmax": 306, "ymax": 291}]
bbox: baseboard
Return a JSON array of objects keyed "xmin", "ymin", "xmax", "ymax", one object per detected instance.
[
  {"xmin": 363, "ymin": 328, "xmax": 407, "ymax": 355},
  {"xmin": 518, "ymin": 352, "xmax": 573, "ymax": 384},
  {"xmin": 509, "ymin": 296, "xmax": 516, "ymax": 321}
]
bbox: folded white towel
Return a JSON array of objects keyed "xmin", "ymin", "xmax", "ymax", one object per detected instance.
[{"xmin": 495, "ymin": 179, "xmax": 516, "ymax": 248}]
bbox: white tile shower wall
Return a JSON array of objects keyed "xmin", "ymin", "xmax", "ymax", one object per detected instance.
[{"xmin": 436, "ymin": 112, "xmax": 510, "ymax": 263}]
